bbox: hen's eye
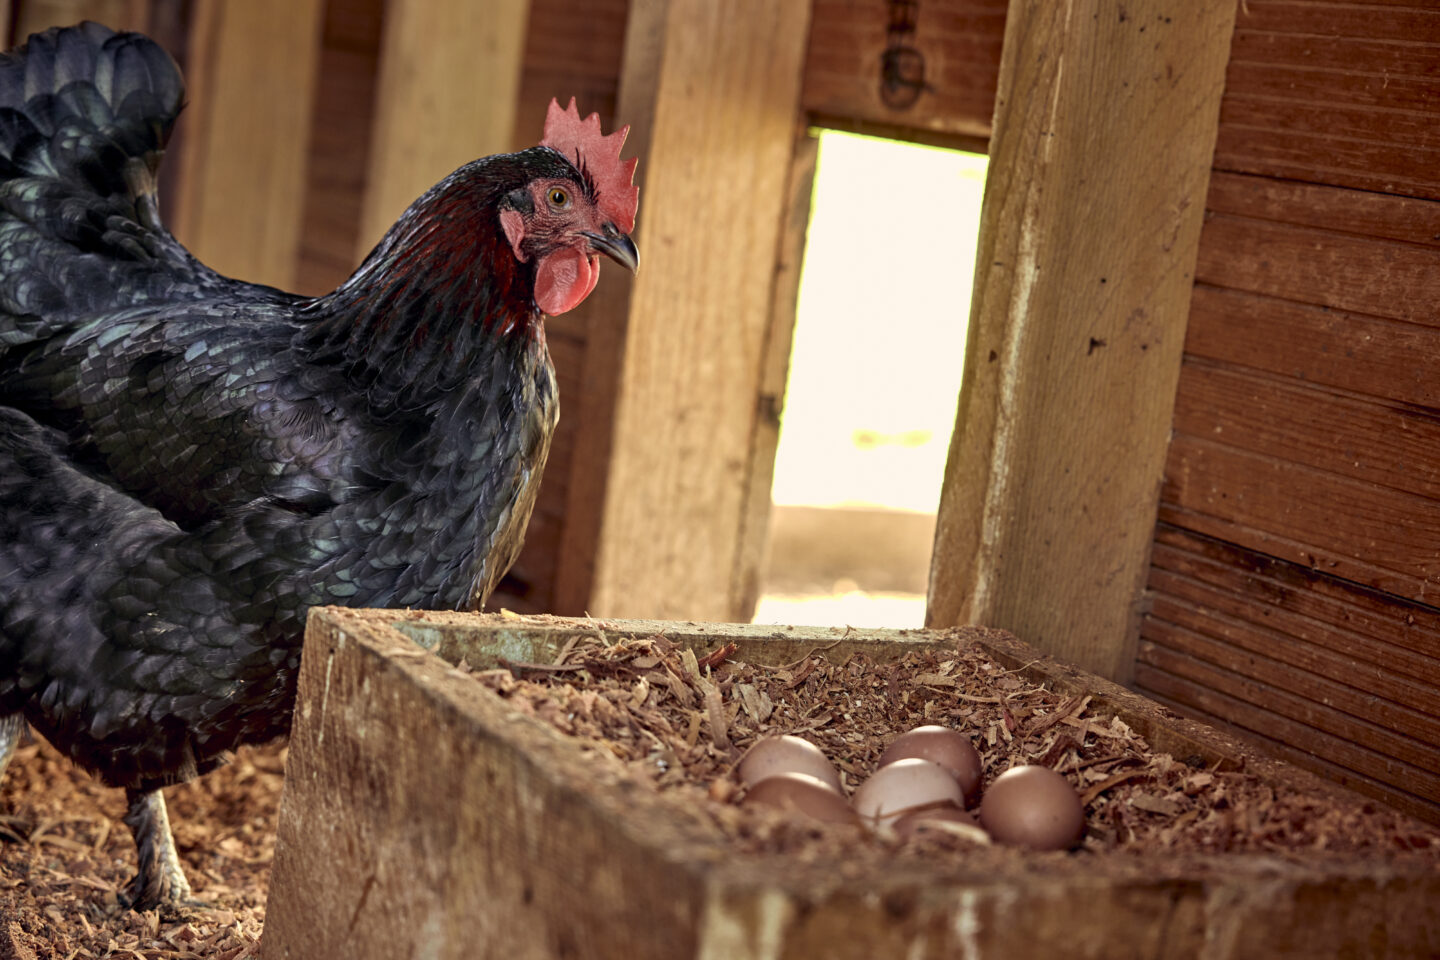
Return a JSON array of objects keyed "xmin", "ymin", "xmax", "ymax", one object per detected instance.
[{"xmin": 548, "ymin": 187, "xmax": 569, "ymax": 208}]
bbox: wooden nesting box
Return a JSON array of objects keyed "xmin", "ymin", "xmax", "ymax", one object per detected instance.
[{"xmin": 262, "ymin": 609, "xmax": 1439, "ymax": 958}]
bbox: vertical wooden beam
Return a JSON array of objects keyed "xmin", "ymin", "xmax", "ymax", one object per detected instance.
[
  {"xmin": 732, "ymin": 129, "xmax": 818, "ymax": 621},
  {"xmin": 355, "ymin": 0, "xmax": 529, "ymax": 256},
  {"xmin": 926, "ymin": 0, "xmax": 1238, "ymax": 681},
  {"xmin": 10, "ymin": 0, "xmax": 148, "ymax": 42},
  {"xmin": 171, "ymin": 0, "xmax": 325, "ymax": 290},
  {"xmin": 564, "ymin": 0, "xmax": 812, "ymax": 622},
  {"xmin": 7, "ymin": 0, "xmax": 149, "ymax": 44}
]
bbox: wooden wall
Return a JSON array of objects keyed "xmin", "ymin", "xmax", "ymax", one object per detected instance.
[{"xmin": 1137, "ymin": 0, "xmax": 1440, "ymax": 824}]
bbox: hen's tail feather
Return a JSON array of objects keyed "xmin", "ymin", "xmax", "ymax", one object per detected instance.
[
  {"xmin": 0, "ymin": 22, "xmax": 181, "ymax": 200},
  {"xmin": 0, "ymin": 23, "xmax": 235, "ymax": 340}
]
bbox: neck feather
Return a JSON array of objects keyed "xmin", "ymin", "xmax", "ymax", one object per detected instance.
[{"xmin": 298, "ymin": 159, "xmax": 540, "ymax": 411}]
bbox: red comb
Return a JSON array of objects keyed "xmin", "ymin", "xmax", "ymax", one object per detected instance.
[{"xmin": 541, "ymin": 97, "xmax": 639, "ymax": 233}]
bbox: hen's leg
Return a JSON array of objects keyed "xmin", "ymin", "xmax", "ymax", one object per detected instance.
[
  {"xmin": 0, "ymin": 714, "xmax": 22, "ymax": 782},
  {"xmin": 122, "ymin": 787, "xmax": 193, "ymax": 909}
]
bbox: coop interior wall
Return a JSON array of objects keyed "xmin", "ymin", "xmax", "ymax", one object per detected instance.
[{"xmin": 1138, "ymin": 0, "xmax": 1440, "ymax": 825}]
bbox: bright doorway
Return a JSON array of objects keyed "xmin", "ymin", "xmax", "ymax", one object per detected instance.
[{"xmin": 754, "ymin": 130, "xmax": 987, "ymax": 629}]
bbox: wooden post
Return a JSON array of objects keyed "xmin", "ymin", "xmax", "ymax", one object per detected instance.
[
  {"xmin": 169, "ymin": 0, "xmax": 324, "ymax": 290},
  {"xmin": 355, "ymin": 0, "xmax": 529, "ymax": 257},
  {"xmin": 925, "ymin": 0, "xmax": 1238, "ymax": 681},
  {"xmin": 731, "ymin": 130, "xmax": 818, "ymax": 621},
  {"xmin": 562, "ymin": 0, "xmax": 812, "ymax": 622},
  {"xmin": 9, "ymin": 0, "xmax": 148, "ymax": 42}
]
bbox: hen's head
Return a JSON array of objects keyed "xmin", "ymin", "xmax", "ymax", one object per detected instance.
[{"xmin": 499, "ymin": 98, "xmax": 639, "ymax": 316}]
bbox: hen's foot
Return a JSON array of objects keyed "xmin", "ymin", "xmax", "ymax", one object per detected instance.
[{"xmin": 121, "ymin": 787, "xmax": 197, "ymax": 911}]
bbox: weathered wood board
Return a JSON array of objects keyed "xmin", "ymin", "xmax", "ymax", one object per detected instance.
[
  {"xmin": 262, "ymin": 609, "xmax": 1440, "ymax": 960},
  {"xmin": 1144, "ymin": 0, "xmax": 1440, "ymax": 824},
  {"xmin": 926, "ymin": 0, "xmax": 1238, "ymax": 681}
]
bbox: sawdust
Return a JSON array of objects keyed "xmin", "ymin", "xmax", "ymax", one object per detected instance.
[
  {"xmin": 469, "ymin": 631, "xmax": 1440, "ymax": 863},
  {"xmin": 0, "ymin": 738, "xmax": 281, "ymax": 959}
]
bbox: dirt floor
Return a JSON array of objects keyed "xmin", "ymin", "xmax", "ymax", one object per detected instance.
[{"xmin": 0, "ymin": 736, "xmax": 282, "ymax": 960}]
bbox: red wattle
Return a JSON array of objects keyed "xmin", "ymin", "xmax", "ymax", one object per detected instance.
[{"xmin": 534, "ymin": 248, "xmax": 600, "ymax": 315}]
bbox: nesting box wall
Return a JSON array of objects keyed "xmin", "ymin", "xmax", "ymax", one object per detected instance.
[{"xmin": 1140, "ymin": 1, "xmax": 1440, "ymax": 825}]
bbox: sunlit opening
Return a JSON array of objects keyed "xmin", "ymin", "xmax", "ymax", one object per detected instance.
[{"xmin": 753, "ymin": 130, "xmax": 987, "ymax": 629}]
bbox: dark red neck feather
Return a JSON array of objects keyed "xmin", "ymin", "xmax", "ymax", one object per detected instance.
[{"xmin": 298, "ymin": 154, "xmax": 548, "ymax": 412}]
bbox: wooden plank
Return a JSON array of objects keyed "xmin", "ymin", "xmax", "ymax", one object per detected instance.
[
  {"xmin": 1221, "ymin": 96, "xmax": 1440, "ymax": 154},
  {"xmin": 1205, "ymin": 172, "xmax": 1440, "ymax": 248},
  {"xmin": 1157, "ymin": 502, "xmax": 1434, "ymax": 610},
  {"xmin": 170, "ymin": 0, "xmax": 324, "ymax": 290},
  {"xmin": 1194, "ymin": 215, "xmax": 1440, "ymax": 325},
  {"xmin": 1222, "ymin": 60, "xmax": 1440, "ymax": 114},
  {"xmin": 1184, "ymin": 285, "xmax": 1440, "ymax": 409},
  {"xmin": 1234, "ymin": 1, "xmax": 1440, "ymax": 44},
  {"xmin": 801, "ymin": 0, "xmax": 1005, "ymax": 142},
  {"xmin": 1134, "ymin": 661, "xmax": 1440, "ymax": 824},
  {"xmin": 511, "ymin": 0, "xmax": 628, "ymax": 151},
  {"xmin": 926, "ymin": 0, "xmax": 1237, "ymax": 681},
  {"xmin": 1151, "ymin": 526, "xmax": 1440, "ymax": 666},
  {"xmin": 10, "ymin": 0, "xmax": 148, "ymax": 41},
  {"xmin": 1146, "ymin": 589, "xmax": 1440, "ymax": 752},
  {"xmin": 568, "ymin": 0, "xmax": 813, "ymax": 621},
  {"xmin": 1135, "ymin": 634, "xmax": 1440, "ymax": 808},
  {"xmin": 1172, "ymin": 360, "xmax": 1440, "ymax": 503},
  {"xmin": 1212, "ymin": 124, "xmax": 1440, "ymax": 201},
  {"xmin": 1152, "ymin": 541, "xmax": 1440, "ymax": 682},
  {"xmin": 356, "ymin": 0, "xmax": 528, "ymax": 256},
  {"xmin": 1228, "ymin": 30, "xmax": 1440, "ymax": 79},
  {"xmin": 293, "ymin": 0, "xmax": 383, "ymax": 296},
  {"xmin": 1162, "ymin": 434, "xmax": 1440, "ymax": 602},
  {"xmin": 1215, "ymin": 6, "xmax": 1440, "ymax": 199},
  {"xmin": 1138, "ymin": 634, "xmax": 1440, "ymax": 796},
  {"xmin": 731, "ymin": 130, "xmax": 817, "ymax": 620}
]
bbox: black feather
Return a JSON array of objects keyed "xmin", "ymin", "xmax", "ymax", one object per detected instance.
[{"xmin": 0, "ymin": 21, "xmax": 621, "ymax": 909}]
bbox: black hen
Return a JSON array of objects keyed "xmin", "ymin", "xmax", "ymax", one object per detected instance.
[{"xmin": 0, "ymin": 23, "xmax": 638, "ymax": 909}]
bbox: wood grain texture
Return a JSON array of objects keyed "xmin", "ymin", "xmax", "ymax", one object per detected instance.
[
  {"xmin": 1151, "ymin": 529, "xmax": 1440, "ymax": 676},
  {"xmin": 1163, "ymin": 434, "xmax": 1440, "ymax": 602},
  {"xmin": 1135, "ymin": 660, "xmax": 1440, "ymax": 825},
  {"xmin": 579, "ymin": 0, "xmax": 813, "ymax": 621},
  {"xmin": 1184, "ymin": 286, "xmax": 1440, "ymax": 409},
  {"xmin": 802, "ymin": 0, "xmax": 1005, "ymax": 141},
  {"xmin": 731, "ymin": 130, "xmax": 817, "ymax": 621},
  {"xmin": 292, "ymin": 0, "xmax": 383, "ymax": 296},
  {"xmin": 1217, "ymin": 1, "xmax": 1440, "ymax": 200},
  {"xmin": 1205, "ymin": 172, "xmax": 1440, "ymax": 249},
  {"xmin": 10, "ymin": 0, "xmax": 147, "ymax": 41},
  {"xmin": 511, "ymin": 0, "xmax": 628, "ymax": 151},
  {"xmin": 1145, "ymin": 591, "xmax": 1440, "ymax": 755},
  {"xmin": 170, "ymin": 0, "xmax": 325, "ymax": 290},
  {"xmin": 1194, "ymin": 215, "xmax": 1440, "ymax": 325},
  {"xmin": 1171, "ymin": 360, "xmax": 1440, "ymax": 503},
  {"xmin": 356, "ymin": 0, "xmax": 528, "ymax": 256},
  {"xmin": 926, "ymin": 0, "xmax": 1238, "ymax": 681}
]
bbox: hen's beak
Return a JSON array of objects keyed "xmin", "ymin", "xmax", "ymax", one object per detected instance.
[{"xmin": 584, "ymin": 226, "xmax": 639, "ymax": 274}]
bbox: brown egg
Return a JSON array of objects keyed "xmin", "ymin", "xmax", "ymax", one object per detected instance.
[
  {"xmin": 742, "ymin": 772, "xmax": 857, "ymax": 825},
  {"xmin": 892, "ymin": 806, "xmax": 986, "ymax": 841},
  {"xmin": 852, "ymin": 758, "xmax": 965, "ymax": 827},
  {"xmin": 978, "ymin": 765, "xmax": 1085, "ymax": 851},
  {"xmin": 736, "ymin": 735, "xmax": 842, "ymax": 793},
  {"xmin": 876, "ymin": 725, "xmax": 983, "ymax": 805}
]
